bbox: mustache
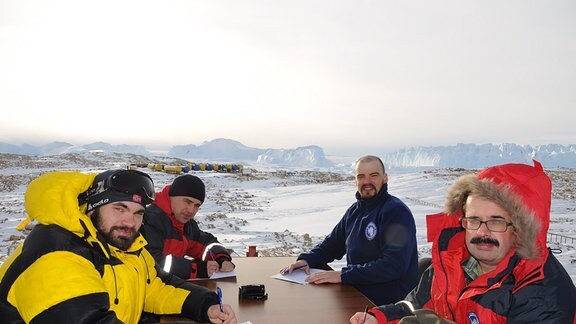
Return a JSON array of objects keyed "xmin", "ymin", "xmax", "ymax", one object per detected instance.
[
  {"xmin": 470, "ymin": 236, "xmax": 500, "ymax": 247},
  {"xmin": 361, "ymin": 184, "xmax": 376, "ymax": 190},
  {"xmin": 111, "ymin": 226, "xmax": 136, "ymax": 235}
]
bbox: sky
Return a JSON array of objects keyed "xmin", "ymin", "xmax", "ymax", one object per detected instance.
[{"xmin": 1, "ymin": 1, "xmax": 575, "ymax": 156}]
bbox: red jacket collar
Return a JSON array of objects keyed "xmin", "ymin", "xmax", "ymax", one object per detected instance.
[{"xmin": 153, "ymin": 186, "xmax": 185, "ymax": 233}]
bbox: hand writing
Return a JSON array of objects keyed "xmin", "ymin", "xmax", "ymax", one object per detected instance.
[
  {"xmin": 350, "ymin": 311, "xmax": 376, "ymax": 324},
  {"xmin": 220, "ymin": 260, "xmax": 235, "ymax": 272},
  {"xmin": 207, "ymin": 261, "xmax": 219, "ymax": 277},
  {"xmin": 280, "ymin": 260, "xmax": 309, "ymax": 275},
  {"xmin": 207, "ymin": 304, "xmax": 237, "ymax": 324}
]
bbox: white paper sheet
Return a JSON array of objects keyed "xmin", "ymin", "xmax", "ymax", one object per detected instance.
[
  {"xmin": 188, "ymin": 270, "xmax": 237, "ymax": 281},
  {"xmin": 271, "ymin": 268, "xmax": 326, "ymax": 285}
]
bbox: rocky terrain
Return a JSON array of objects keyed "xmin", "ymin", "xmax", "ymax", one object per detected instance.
[{"xmin": 0, "ymin": 152, "xmax": 574, "ymax": 281}]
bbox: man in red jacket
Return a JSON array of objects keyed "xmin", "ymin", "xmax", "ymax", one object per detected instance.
[
  {"xmin": 142, "ymin": 174, "xmax": 235, "ymax": 279},
  {"xmin": 350, "ymin": 161, "xmax": 575, "ymax": 323}
]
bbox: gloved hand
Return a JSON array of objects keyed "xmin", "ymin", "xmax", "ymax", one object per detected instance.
[{"xmin": 398, "ymin": 309, "xmax": 457, "ymax": 324}]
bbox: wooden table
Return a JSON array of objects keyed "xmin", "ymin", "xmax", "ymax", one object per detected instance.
[{"xmin": 162, "ymin": 256, "xmax": 374, "ymax": 323}]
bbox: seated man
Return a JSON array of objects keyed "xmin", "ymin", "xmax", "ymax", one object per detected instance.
[
  {"xmin": 142, "ymin": 174, "xmax": 235, "ymax": 280},
  {"xmin": 283, "ymin": 155, "xmax": 419, "ymax": 305},
  {"xmin": 350, "ymin": 161, "xmax": 576, "ymax": 323},
  {"xmin": 0, "ymin": 169, "xmax": 236, "ymax": 323}
]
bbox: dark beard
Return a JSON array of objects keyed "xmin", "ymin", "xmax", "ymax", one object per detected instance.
[
  {"xmin": 360, "ymin": 184, "xmax": 377, "ymax": 199},
  {"xmin": 91, "ymin": 209, "xmax": 138, "ymax": 250}
]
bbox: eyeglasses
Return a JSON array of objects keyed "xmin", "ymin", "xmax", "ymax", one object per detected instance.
[
  {"xmin": 460, "ymin": 217, "xmax": 513, "ymax": 233},
  {"xmin": 79, "ymin": 169, "xmax": 155, "ymax": 205}
]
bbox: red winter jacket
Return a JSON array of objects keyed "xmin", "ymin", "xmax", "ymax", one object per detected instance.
[
  {"xmin": 370, "ymin": 161, "xmax": 576, "ymax": 323},
  {"xmin": 141, "ymin": 186, "xmax": 232, "ymax": 279}
]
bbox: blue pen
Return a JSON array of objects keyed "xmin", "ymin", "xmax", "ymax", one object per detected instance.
[{"xmin": 216, "ymin": 286, "xmax": 224, "ymax": 312}]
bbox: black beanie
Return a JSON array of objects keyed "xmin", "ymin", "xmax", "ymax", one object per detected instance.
[{"xmin": 169, "ymin": 174, "xmax": 205, "ymax": 203}]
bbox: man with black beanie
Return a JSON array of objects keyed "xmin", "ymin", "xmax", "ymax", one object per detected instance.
[
  {"xmin": 0, "ymin": 169, "xmax": 237, "ymax": 323},
  {"xmin": 142, "ymin": 174, "xmax": 235, "ymax": 280}
]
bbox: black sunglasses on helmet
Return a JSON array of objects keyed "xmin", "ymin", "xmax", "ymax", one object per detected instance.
[{"xmin": 78, "ymin": 169, "xmax": 155, "ymax": 205}]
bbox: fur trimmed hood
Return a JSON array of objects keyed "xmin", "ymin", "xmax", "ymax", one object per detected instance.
[{"xmin": 444, "ymin": 160, "xmax": 551, "ymax": 260}]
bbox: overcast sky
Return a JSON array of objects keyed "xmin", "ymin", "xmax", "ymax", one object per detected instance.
[{"xmin": 1, "ymin": 1, "xmax": 575, "ymax": 156}]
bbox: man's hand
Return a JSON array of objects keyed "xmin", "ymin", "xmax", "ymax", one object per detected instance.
[
  {"xmin": 280, "ymin": 260, "xmax": 310, "ymax": 275},
  {"xmin": 219, "ymin": 260, "xmax": 235, "ymax": 272},
  {"xmin": 398, "ymin": 309, "xmax": 457, "ymax": 324},
  {"xmin": 207, "ymin": 261, "xmax": 219, "ymax": 277},
  {"xmin": 305, "ymin": 270, "xmax": 342, "ymax": 284},
  {"xmin": 207, "ymin": 304, "xmax": 237, "ymax": 324},
  {"xmin": 350, "ymin": 311, "xmax": 377, "ymax": 324}
]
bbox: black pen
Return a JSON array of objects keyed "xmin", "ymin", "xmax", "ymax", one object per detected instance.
[{"xmin": 362, "ymin": 305, "xmax": 368, "ymax": 323}]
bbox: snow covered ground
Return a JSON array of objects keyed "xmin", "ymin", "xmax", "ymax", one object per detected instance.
[{"xmin": 0, "ymin": 153, "xmax": 574, "ymax": 284}]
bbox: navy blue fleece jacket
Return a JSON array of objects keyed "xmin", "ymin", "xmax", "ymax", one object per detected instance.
[{"xmin": 297, "ymin": 183, "xmax": 418, "ymax": 305}]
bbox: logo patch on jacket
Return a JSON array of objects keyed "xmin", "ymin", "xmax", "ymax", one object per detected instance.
[
  {"xmin": 468, "ymin": 312, "xmax": 480, "ymax": 324},
  {"xmin": 365, "ymin": 222, "xmax": 377, "ymax": 240}
]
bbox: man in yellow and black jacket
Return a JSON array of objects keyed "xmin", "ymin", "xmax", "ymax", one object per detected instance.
[{"xmin": 0, "ymin": 169, "xmax": 237, "ymax": 323}]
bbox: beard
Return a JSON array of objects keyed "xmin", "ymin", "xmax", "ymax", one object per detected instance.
[
  {"xmin": 359, "ymin": 184, "xmax": 378, "ymax": 199},
  {"xmin": 91, "ymin": 209, "xmax": 138, "ymax": 251}
]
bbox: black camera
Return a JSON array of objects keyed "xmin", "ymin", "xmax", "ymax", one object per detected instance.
[{"xmin": 239, "ymin": 284, "xmax": 268, "ymax": 300}]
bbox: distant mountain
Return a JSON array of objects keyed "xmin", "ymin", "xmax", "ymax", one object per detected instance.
[
  {"xmin": 381, "ymin": 143, "xmax": 576, "ymax": 168},
  {"xmin": 168, "ymin": 138, "xmax": 263, "ymax": 161},
  {"xmin": 1, "ymin": 140, "xmax": 575, "ymax": 169},
  {"xmin": 82, "ymin": 142, "xmax": 150, "ymax": 156},
  {"xmin": 40, "ymin": 141, "xmax": 85, "ymax": 155},
  {"xmin": 169, "ymin": 139, "xmax": 334, "ymax": 169},
  {"xmin": 257, "ymin": 145, "xmax": 334, "ymax": 168},
  {"xmin": 0, "ymin": 141, "xmax": 150, "ymax": 156},
  {"xmin": 0, "ymin": 143, "xmax": 25, "ymax": 155},
  {"xmin": 0, "ymin": 139, "xmax": 334, "ymax": 169}
]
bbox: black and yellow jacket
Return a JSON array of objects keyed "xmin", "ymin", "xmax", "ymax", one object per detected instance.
[{"xmin": 0, "ymin": 171, "xmax": 219, "ymax": 323}]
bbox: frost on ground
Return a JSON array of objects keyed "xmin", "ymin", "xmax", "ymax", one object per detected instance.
[{"xmin": 0, "ymin": 153, "xmax": 574, "ymax": 283}]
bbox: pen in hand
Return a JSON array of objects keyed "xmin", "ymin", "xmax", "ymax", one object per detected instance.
[
  {"xmin": 216, "ymin": 286, "xmax": 224, "ymax": 312},
  {"xmin": 281, "ymin": 263, "xmax": 308, "ymax": 274},
  {"xmin": 362, "ymin": 305, "xmax": 368, "ymax": 323},
  {"xmin": 208, "ymin": 249, "xmax": 217, "ymax": 263},
  {"xmin": 208, "ymin": 249, "xmax": 220, "ymax": 274}
]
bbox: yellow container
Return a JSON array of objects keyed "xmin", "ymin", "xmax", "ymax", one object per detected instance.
[{"xmin": 164, "ymin": 165, "xmax": 182, "ymax": 174}]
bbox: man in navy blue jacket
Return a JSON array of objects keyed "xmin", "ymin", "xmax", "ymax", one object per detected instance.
[{"xmin": 282, "ymin": 155, "xmax": 418, "ymax": 305}]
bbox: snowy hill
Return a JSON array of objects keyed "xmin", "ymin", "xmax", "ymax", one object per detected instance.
[
  {"xmin": 0, "ymin": 152, "xmax": 574, "ymax": 284},
  {"xmin": 381, "ymin": 143, "xmax": 576, "ymax": 169},
  {"xmin": 256, "ymin": 145, "xmax": 334, "ymax": 168},
  {"xmin": 1, "ymin": 140, "xmax": 575, "ymax": 169},
  {"xmin": 0, "ymin": 141, "xmax": 150, "ymax": 156},
  {"xmin": 0, "ymin": 139, "xmax": 335, "ymax": 169},
  {"xmin": 169, "ymin": 138, "xmax": 263, "ymax": 161}
]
